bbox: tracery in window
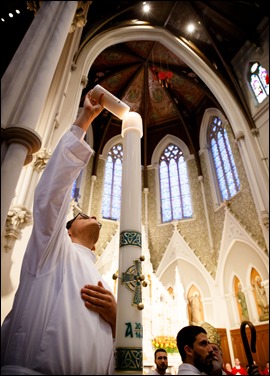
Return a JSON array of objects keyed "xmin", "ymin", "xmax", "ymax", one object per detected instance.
[
  {"xmin": 159, "ymin": 143, "xmax": 192, "ymax": 223},
  {"xmin": 249, "ymin": 62, "xmax": 269, "ymax": 104},
  {"xmin": 208, "ymin": 116, "xmax": 240, "ymax": 202},
  {"xmin": 102, "ymin": 143, "xmax": 123, "ymax": 220}
]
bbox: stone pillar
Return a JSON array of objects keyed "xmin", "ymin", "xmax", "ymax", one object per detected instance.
[
  {"xmin": 1, "ymin": 1, "xmax": 78, "ymax": 235},
  {"xmin": 235, "ymin": 131, "xmax": 269, "ymax": 250}
]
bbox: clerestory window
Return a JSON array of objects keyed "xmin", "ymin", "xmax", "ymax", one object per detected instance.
[
  {"xmin": 208, "ymin": 116, "xmax": 240, "ymax": 202},
  {"xmin": 159, "ymin": 143, "xmax": 192, "ymax": 223},
  {"xmin": 102, "ymin": 143, "xmax": 123, "ymax": 220}
]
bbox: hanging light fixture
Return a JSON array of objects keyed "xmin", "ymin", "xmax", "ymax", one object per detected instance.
[
  {"xmin": 157, "ymin": 70, "xmax": 173, "ymax": 88},
  {"xmin": 157, "ymin": 44, "xmax": 173, "ymax": 88},
  {"xmin": 151, "ymin": 43, "xmax": 173, "ymax": 88}
]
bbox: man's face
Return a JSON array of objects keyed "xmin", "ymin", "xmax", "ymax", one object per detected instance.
[
  {"xmin": 235, "ymin": 358, "xmax": 241, "ymax": 366},
  {"xmin": 67, "ymin": 214, "xmax": 101, "ymax": 244},
  {"xmin": 155, "ymin": 351, "xmax": 168, "ymax": 372},
  {"xmin": 210, "ymin": 343, "xmax": 223, "ymax": 373},
  {"xmin": 190, "ymin": 333, "xmax": 214, "ymax": 373}
]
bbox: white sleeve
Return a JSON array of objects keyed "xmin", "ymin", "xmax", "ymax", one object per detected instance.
[
  {"xmin": 70, "ymin": 124, "xmax": 87, "ymax": 141},
  {"xmin": 24, "ymin": 127, "xmax": 93, "ymax": 274}
]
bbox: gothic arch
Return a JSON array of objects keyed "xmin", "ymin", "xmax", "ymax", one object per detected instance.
[
  {"xmin": 62, "ymin": 24, "xmax": 268, "ymax": 239},
  {"xmin": 151, "ymin": 134, "xmax": 191, "ymax": 167}
]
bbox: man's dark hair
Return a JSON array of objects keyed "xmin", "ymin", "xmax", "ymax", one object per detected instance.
[
  {"xmin": 176, "ymin": 325, "xmax": 207, "ymax": 361},
  {"xmin": 154, "ymin": 348, "xmax": 167, "ymax": 359}
]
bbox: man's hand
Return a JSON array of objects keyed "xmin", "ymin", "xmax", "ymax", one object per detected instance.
[
  {"xmin": 74, "ymin": 90, "xmax": 104, "ymax": 132},
  {"xmin": 81, "ymin": 281, "xmax": 117, "ymax": 338}
]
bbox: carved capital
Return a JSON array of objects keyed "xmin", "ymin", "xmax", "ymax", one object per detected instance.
[
  {"xmin": 251, "ymin": 128, "xmax": 259, "ymax": 137},
  {"xmin": 235, "ymin": 131, "xmax": 245, "ymax": 142},
  {"xmin": 70, "ymin": 1, "xmax": 91, "ymax": 32},
  {"xmin": 33, "ymin": 148, "xmax": 51, "ymax": 172},
  {"xmin": 26, "ymin": 1, "xmax": 42, "ymax": 14},
  {"xmin": 3, "ymin": 125, "xmax": 42, "ymax": 165},
  {"xmin": 4, "ymin": 206, "xmax": 32, "ymax": 251}
]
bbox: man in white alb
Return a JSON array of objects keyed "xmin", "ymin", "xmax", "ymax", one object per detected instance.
[{"xmin": 1, "ymin": 90, "xmax": 116, "ymax": 375}]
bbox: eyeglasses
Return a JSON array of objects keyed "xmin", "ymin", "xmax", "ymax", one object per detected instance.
[{"xmin": 66, "ymin": 213, "xmax": 102, "ymax": 230}]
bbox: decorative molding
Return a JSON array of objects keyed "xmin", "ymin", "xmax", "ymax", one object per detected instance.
[
  {"xmin": 71, "ymin": 62, "xmax": 77, "ymax": 71},
  {"xmin": 3, "ymin": 206, "xmax": 32, "ymax": 252},
  {"xmin": 26, "ymin": 1, "xmax": 42, "ymax": 14},
  {"xmin": 235, "ymin": 131, "xmax": 245, "ymax": 142},
  {"xmin": 33, "ymin": 148, "xmax": 51, "ymax": 172},
  {"xmin": 81, "ymin": 75, "xmax": 88, "ymax": 88},
  {"xmin": 70, "ymin": 1, "xmax": 91, "ymax": 33},
  {"xmin": 261, "ymin": 210, "xmax": 269, "ymax": 230},
  {"xmin": 251, "ymin": 128, "xmax": 260, "ymax": 137},
  {"xmin": 115, "ymin": 347, "xmax": 142, "ymax": 371},
  {"xmin": 120, "ymin": 231, "xmax": 142, "ymax": 248}
]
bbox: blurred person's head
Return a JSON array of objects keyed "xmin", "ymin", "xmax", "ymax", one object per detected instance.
[
  {"xmin": 225, "ymin": 363, "xmax": 232, "ymax": 372},
  {"xmin": 153, "ymin": 348, "xmax": 169, "ymax": 375}
]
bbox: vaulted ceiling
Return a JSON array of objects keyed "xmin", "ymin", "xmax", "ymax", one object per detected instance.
[{"xmin": 1, "ymin": 1, "xmax": 267, "ymax": 176}]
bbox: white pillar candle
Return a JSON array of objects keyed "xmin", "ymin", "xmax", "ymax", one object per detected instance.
[
  {"xmin": 91, "ymin": 84, "xmax": 130, "ymax": 120},
  {"xmin": 115, "ymin": 112, "xmax": 143, "ymax": 374}
]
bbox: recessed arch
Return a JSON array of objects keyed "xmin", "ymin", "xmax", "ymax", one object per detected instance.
[{"xmin": 151, "ymin": 134, "xmax": 191, "ymax": 166}]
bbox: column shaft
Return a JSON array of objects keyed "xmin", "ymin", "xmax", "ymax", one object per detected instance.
[{"xmin": 1, "ymin": 2, "xmax": 78, "ymax": 235}]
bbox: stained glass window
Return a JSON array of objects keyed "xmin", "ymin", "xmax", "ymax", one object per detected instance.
[
  {"xmin": 159, "ymin": 144, "xmax": 192, "ymax": 223},
  {"xmin": 249, "ymin": 62, "xmax": 269, "ymax": 104},
  {"xmin": 102, "ymin": 143, "xmax": 123, "ymax": 220},
  {"xmin": 71, "ymin": 171, "xmax": 82, "ymax": 202},
  {"xmin": 208, "ymin": 116, "xmax": 240, "ymax": 201}
]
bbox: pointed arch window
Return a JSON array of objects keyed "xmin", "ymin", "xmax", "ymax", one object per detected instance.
[
  {"xmin": 102, "ymin": 143, "xmax": 123, "ymax": 220},
  {"xmin": 248, "ymin": 62, "xmax": 269, "ymax": 104},
  {"xmin": 208, "ymin": 116, "xmax": 240, "ymax": 202},
  {"xmin": 159, "ymin": 143, "xmax": 192, "ymax": 223}
]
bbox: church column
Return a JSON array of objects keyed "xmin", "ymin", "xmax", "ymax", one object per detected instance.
[
  {"xmin": 244, "ymin": 286, "xmax": 260, "ymax": 324},
  {"xmin": 1, "ymin": 131, "xmax": 41, "ymax": 234},
  {"xmin": 226, "ymin": 293, "xmax": 241, "ymax": 327},
  {"xmin": 87, "ymin": 175, "xmax": 97, "ymax": 215},
  {"xmin": 1, "ymin": 1, "xmax": 78, "ymax": 236},
  {"xmin": 251, "ymin": 128, "xmax": 269, "ymax": 176},
  {"xmin": 198, "ymin": 175, "xmax": 214, "ymax": 252},
  {"xmin": 115, "ymin": 112, "xmax": 144, "ymax": 374},
  {"xmin": 235, "ymin": 131, "xmax": 269, "ymax": 251}
]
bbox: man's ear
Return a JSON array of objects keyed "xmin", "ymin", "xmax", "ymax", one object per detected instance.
[{"xmin": 184, "ymin": 344, "xmax": 193, "ymax": 356}]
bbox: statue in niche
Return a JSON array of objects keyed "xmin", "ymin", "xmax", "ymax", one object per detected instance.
[
  {"xmin": 253, "ymin": 276, "xmax": 269, "ymax": 321},
  {"xmin": 237, "ymin": 283, "xmax": 249, "ymax": 321},
  {"xmin": 189, "ymin": 291, "xmax": 203, "ymax": 325}
]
